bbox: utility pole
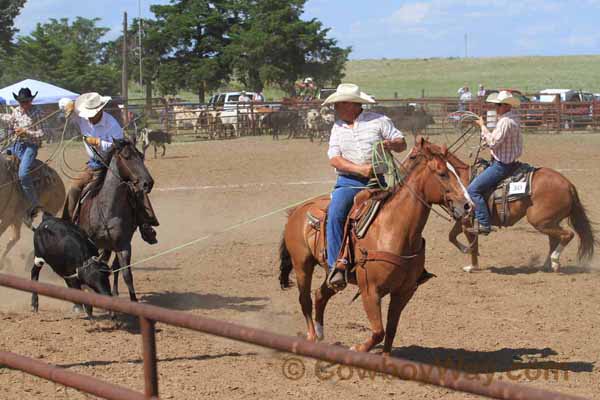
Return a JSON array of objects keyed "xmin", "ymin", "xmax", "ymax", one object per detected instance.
[
  {"xmin": 138, "ymin": 0, "xmax": 143, "ymax": 88},
  {"xmin": 122, "ymin": 12, "xmax": 129, "ymax": 126}
]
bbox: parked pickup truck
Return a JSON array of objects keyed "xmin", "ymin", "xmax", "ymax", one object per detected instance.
[{"xmin": 538, "ymin": 89, "xmax": 593, "ymax": 128}]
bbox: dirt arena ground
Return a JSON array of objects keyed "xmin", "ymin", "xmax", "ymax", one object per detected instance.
[{"xmin": 0, "ymin": 133, "xmax": 599, "ymax": 399}]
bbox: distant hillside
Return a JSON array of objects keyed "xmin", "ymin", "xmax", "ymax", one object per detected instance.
[{"xmin": 343, "ymin": 55, "xmax": 600, "ymax": 99}]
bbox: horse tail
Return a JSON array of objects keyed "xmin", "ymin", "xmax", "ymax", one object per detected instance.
[
  {"xmin": 279, "ymin": 235, "xmax": 293, "ymax": 289},
  {"xmin": 568, "ymin": 185, "xmax": 597, "ymax": 263}
]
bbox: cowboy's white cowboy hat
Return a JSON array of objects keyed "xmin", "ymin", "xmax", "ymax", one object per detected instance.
[
  {"xmin": 321, "ymin": 83, "xmax": 376, "ymax": 106},
  {"xmin": 74, "ymin": 92, "xmax": 112, "ymax": 118},
  {"xmin": 486, "ymin": 90, "xmax": 520, "ymax": 107}
]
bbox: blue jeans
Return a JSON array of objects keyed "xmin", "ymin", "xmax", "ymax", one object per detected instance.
[
  {"xmin": 10, "ymin": 141, "xmax": 39, "ymax": 207},
  {"xmin": 326, "ymin": 174, "xmax": 384, "ymax": 271},
  {"xmin": 467, "ymin": 160, "xmax": 515, "ymax": 228}
]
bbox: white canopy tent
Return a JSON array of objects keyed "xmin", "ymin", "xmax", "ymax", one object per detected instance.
[{"xmin": 0, "ymin": 79, "xmax": 79, "ymax": 106}]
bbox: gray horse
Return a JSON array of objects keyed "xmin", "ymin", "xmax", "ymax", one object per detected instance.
[
  {"xmin": 0, "ymin": 156, "xmax": 65, "ymax": 267},
  {"xmin": 76, "ymin": 139, "xmax": 154, "ymax": 302}
]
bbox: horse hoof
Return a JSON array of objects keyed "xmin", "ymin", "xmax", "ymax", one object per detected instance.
[
  {"xmin": 551, "ymin": 262, "xmax": 561, "ymax": 273},
  {"xmin": 462, "ymin": 265, "xmax": 477, "ymax": 273},
  {"xmin": 72, "ymin": 305, "xmax": 84, "ymax": 314},
  {"xmin": 31, "ymin": 306, "xmax": 38, "ymax": 313}
]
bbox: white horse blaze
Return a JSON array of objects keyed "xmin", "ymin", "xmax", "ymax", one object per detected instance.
[{"xmin": 446, "ymin": 162, "xmax": 474, "ymax": 206}]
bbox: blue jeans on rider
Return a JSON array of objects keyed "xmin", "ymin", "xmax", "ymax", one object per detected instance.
[
  {"xmin": 10, "ymin": 141, "xmax": 39, "ymax": 207},
  {"xmin": 467, "ymin": 159, "xmax": 516, "ymax": 228},
  {"xmin": 326, "ymin": 174, "xmax": 384, "ymax": 272}
]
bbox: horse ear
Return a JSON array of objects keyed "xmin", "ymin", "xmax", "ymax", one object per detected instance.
[
  {"xmin": 441, "ymin": 144, "xmax": 448, "ymax": 156},
  {"xmin": 415, "ymin": 135, "xmax": 426, "ymax": 148},
  {"xmin": 113, "ymin": 139, "xmax": 124, "ymax": 149}
]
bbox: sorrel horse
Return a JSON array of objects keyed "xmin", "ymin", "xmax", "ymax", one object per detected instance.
[
  {"xmin": 279, "ymin": 138, "xmax": 472, "ymax": 354},
  {"xmin": 441, "ymin": 145, "xmax": 596, "ymax": 272},
  {"xmin": 77, "ymin": 139, "xmax": 154, "ymax": 301}
]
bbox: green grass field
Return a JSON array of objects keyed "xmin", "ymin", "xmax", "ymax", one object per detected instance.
[
  {"xmin": 129, "ymin": 55, "xmax": 600, "ymax": 102},
  {"xmin": 343, "ymin": 55, "xmax": 600, "ymax": 99}
]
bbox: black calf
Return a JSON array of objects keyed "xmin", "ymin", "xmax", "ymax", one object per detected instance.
[
  {"xmin": 28, "ymin": 211, "xmax": 112, "ymax": 317},
  {"xmin": 141, "ymin": 128, "xmax": 172, "ymax": 158}
]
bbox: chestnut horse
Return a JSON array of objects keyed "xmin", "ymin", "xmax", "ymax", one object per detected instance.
[
  {"xmin": 279, "ymin": 138, "xmax": 472, "ymax": 354},
  {"xmin": 442, "ymin": 146, "xmax": 596, "ymax": 273}
]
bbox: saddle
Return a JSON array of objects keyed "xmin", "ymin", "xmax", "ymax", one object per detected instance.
[
  {"xmin": 305, "ymin": 188, "xmax": 393, "ymax": 271},
  {"xmin": 475, "ymin": 160, "xmax": 537, "ymax": 226},
  {"xmin": 73, "ymin": 169, "xmax": 107, "ymax": 224}
]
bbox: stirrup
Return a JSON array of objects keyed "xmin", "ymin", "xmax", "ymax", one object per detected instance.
[
  {"xmin": 327, "ymin": 269, "xmax": 347, "ymax": 292},
  {"xmin": 465, "ymin": 221, "xmax": 493, "ymax": 236}
]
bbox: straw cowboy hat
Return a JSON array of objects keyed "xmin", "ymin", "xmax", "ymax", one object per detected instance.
[
  {"xmin": 486, "ymin": 90, "xmax": 520, "ymax": 107},
  {"xmin": 13, "ymin": 87, "xmax": 38, "ymax": 102},
  {"xmin": 74, "ymin": 92, "xmax": 112, "ymax": 118},
  {"xmin": 322, "ymin": 83, "xmax": 376, "ymax": 106}
]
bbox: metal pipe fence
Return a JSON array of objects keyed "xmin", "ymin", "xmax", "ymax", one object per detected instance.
[
  {"xmin": 109, "ymin": 97, "xmax": 600, "ymax": 146},
  {"xmin": 0, "ymin": 273, "xmax": 589, "ymax": 400}
]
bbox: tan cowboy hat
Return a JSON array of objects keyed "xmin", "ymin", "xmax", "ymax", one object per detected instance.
[
  {"xmin": 75, "ymin": 92, "xmax": 112, "ymax": 118},
  {"xmin": 321, "ymin": 83, "xmax": 376, "ymax": 106},
  {"xmin": 486, "ymin": 90, "xmax": 520, "ymax": 107}
]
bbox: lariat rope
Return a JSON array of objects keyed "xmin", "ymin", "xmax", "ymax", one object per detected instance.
[
  {"xmin": 111, "ymin": 141, "xmax": 462, "ymax": 275},
  {"xmin": 0, "ymin": 110, "xmax": 71, "ymax": 190}
]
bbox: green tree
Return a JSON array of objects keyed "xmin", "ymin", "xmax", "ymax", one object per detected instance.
[
  {"xmin": 0, "ymin": 0, "xmax": 26, "ymax": 51},
  {"xmin": 150, "ymin": 0, "xmax": 240, "ymax": 102},
  {"xmin": 0, "ymin": 0, "xmax": 27, "ymax": 82},
  {"xmin": 6, "ymin": 17, "xmax": 119, "ymax": 94},
  {"xmin": 225, "ymin": 0, "xmax": 350, "ymax": 95}
]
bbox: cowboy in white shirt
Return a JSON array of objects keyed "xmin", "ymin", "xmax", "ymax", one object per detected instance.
[
  {"xmin": 323, "ymin": 83, "xmax": 407, "ymax": 290},
  {"xmin": 60, "ymin": 93, "xmax": 159, "ymax": 244}
]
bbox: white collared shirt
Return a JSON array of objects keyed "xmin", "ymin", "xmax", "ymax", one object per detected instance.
[
  {"xmin": 73, "ymin": 112, "xmax": 124, "ymax": 160},
  {"xmin": 327, "ymin": 111, "xmax": 404, "ymax": 167}
]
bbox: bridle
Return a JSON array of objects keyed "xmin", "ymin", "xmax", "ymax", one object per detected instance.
[
  {"xmin": 397, "ymin": 146, "xmax": 470, "ymax": 222},
  {"xmin": 88, "ymin": 141, "xmax": 146, "ymax": 194}
]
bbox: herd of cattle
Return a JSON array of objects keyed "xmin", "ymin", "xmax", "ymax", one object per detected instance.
[
  {"xmin": 134, "ymin": 103, "xmax": 436, "ymax": 158},
  {"xmin": 167, "ymin": 104, "xmax": 336, "ymax": 141},
  {"xmin": 163, "ymin": 103, "xmax": 435, "ymax": 141}
]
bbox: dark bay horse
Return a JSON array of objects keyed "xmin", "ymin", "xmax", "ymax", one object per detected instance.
[
  {"xmin": 279, "ymin": 138, "xmax": 472, "ymax": 354},
  {"xmin": 0, "ymin": 156, "xmax": 65, "ymax": 267},
  {"xmin": 78, "ymin": 139, "xmax": 154, "ymax": 301},
  {"xmin": 442, "ymin": 146, "xmax": 596, "ymax": 273}
]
